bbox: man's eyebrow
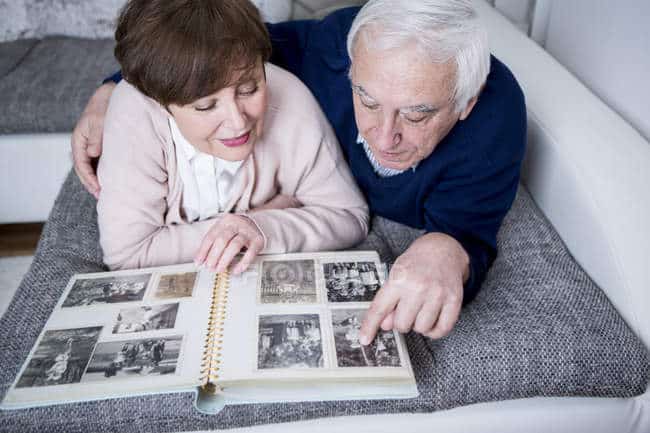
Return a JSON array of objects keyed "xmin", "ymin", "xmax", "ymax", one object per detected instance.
[
  {"xmin": 400, "ymin": 104, "xmax": 438, "ymax": 114},
  {"xmin": 351, "ymin": 84, "xmax": 376, "ymax": 101},
  {"xmin": 352, "ymin": 84, "xmax": 437, "ymax": 113}
]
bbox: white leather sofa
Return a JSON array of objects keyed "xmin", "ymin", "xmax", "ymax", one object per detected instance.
[
  {"xmin": 0, "ymin": 1, "xmax": 647, "ymax": 431},
  {"xmin": 188, "ymin": 2, "xmax": 650, "ymax": 432}
]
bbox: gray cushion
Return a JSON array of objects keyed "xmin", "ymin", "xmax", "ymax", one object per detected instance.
[
  {"xmin": 0, "ymin": 37, "xmax": 117, "ymax": 134},
  {"xmin": 0, "ymin": 171, "xmax": 647, "ymax": 432},
  {"xmin": 0, "ymin": 39, "xmax": 38, "ymax": 79}
]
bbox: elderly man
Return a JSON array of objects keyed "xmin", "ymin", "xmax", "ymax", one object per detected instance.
[{"xmin": 71, "ymin": 0, "xmax": 526, "ymax": 345}]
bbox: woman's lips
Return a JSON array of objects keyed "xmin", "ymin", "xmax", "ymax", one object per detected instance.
[{"xmin": 220, "ymin": 131, "xmax": 251, "ymax": 148}]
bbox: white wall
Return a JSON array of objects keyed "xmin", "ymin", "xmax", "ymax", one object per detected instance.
[
  {"xmin": 494, "ymin": 0, "xmax": 650, "ymax": 142},
  {"xmin": 540, "ymin": 0, "xmax": 650, "ymax": 141}
]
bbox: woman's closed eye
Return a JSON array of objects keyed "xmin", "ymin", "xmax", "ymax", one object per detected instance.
[
  {"xmin": 193, "ymin": 99, "xmax": 217, "ymax": 112},
  {"xmin": 237, "ymin": 82, "xmax": 259, "ymax": 97}
]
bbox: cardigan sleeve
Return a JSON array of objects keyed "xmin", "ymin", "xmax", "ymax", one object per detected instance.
[
  {"xmin": 247, "ymin": 132, "xmax": 370, "ymax": 254},
  {"xmin": 97, "ymin": 82, "xmax": 216, "ymax": 270},
  {"xmin": 244, "ymin": 69, "xmax": 369, "ymax": 254}
]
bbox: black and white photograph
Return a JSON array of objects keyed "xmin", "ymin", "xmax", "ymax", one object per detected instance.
[
  {"xmin": 16, "ymin": 327, "xmax": 103, "ymax": 388},
  {"xmin": 153, "ymin": 272, "xmax": 197, "ymax": 299},
  {"xmin": 82, "ymin": 336, "xmax": 182, "ymax": 382},
  {"xmin": 257, "ymin": 314, "xmax": 323, "ymax": 369},
  {"xmin": 260, "ymin": 260, "xmax": 317, "ymax": 304},
  {"xmin": 112, "ymin": 303, "xmax": 179, "ymax": 334},
  {"xmin": 332, "ymin": 309, "xmax": 401, "ymax": 367},
  {"xmin": 324, "ymin": 261, "xmax": 381, "ymax": 303},
  {"xmin": 62, "ymin": 274, "xmax": 150, "ymax": 307}
]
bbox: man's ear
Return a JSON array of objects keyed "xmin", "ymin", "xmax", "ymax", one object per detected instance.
[{"xmin": 459, "ymin": 95, "xmax": 479, "ymax": 121}]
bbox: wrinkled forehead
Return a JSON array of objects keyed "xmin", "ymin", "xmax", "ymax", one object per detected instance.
[{"xmin": 350, "ymin": 37, "xmax": 456, "ymax": 106}]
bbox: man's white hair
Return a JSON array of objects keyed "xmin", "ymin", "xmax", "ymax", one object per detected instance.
[{"xmin": 347, "ymin": 0, "xmax": 490, "ymax": 113}]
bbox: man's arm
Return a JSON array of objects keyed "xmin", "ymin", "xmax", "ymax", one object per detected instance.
[
  {"xmin": 71, "ymin": 82, "xmax": 115, "ymax": 197},
  {"xmin": 359, "ymin": 157, "xmax": 523, "ymax": 343}
]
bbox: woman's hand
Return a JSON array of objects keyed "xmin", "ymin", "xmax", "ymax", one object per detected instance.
[{"xmin": 195, "ymin": 214, "xmax": 265, "ymax": 274}]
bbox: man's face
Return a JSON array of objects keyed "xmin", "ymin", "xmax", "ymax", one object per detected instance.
[{"xmin": 350, "ymin": 38, "xmax": 472, "ymax": 171}]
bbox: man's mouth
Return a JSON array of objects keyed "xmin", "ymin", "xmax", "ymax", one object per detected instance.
[{"xmin": 376, "ymin": 150, "xmax": 404, "ymax": 162}]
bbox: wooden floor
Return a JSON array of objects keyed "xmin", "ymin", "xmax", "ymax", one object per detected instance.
[{"xmin": 0, "ymin": 223, "xmax": 44, "ymax": 257}]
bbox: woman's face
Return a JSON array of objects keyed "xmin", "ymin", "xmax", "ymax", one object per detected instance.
[{"xmin": 168, "ymin": 64, "xmax": 267, "ymax": 161}]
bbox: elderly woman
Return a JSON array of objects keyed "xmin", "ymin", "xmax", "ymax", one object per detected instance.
[{"xmin": 97, "ymin": 0, "xmax": 368, "ymax": 271}]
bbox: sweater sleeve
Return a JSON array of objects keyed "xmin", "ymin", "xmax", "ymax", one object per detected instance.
[
  {"xmin": 97, "ymin": 83, "xmax": 216, "ymax": 270},
  {"xmin": 423, "ymin": 56, "xmax": 527, "ymax": 303},
  {"xmin": 267, "ymin": 19, "xmax": 315, "ymax": 76},
  {"xmin": 423, "ymin": 152, "xmax": 522, "ymax": 304},
  {"xmin": 425, "ymin": 119, "xmax": 525, "ymax": 303}
]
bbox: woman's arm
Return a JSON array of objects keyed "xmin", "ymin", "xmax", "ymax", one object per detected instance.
[
  {"xmin": 97, "ymin": 82, "xmax": 216, "ymax": 270},
  {"xmin": 247, "ymin": 125, "xmax": 369, "ymax": 255}
]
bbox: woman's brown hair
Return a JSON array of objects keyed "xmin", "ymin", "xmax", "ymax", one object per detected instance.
[{"xmin": 114, "ymin": 0, "xmax": 272, "ymax": 106}]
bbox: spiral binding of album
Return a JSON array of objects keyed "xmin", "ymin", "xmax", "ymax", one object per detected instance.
[{"xmin": 200, "ymin": 272, "xmax": 229, "ymax": 394}]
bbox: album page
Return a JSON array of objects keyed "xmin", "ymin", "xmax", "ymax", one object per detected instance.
[
  {"xmin": 3, "ymin": 264, "xmax": 215, "ymax": 409},
  {"xmin": 213, "ymin": 251, "xmax": 416, "ymax": 400}
]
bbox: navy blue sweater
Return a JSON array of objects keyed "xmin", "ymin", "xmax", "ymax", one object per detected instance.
[{"xmin": 106, "ymin": 7, "xmax": 526, "ymax": 304}]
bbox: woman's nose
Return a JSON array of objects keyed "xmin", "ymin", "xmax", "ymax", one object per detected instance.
[{"xmin": 224, "ymin": 100, "xmax": 247, "ymax": 131}]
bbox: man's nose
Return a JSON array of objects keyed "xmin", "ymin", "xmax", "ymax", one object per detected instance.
[{"xmin": 375, "ymin": 113, "xmax": 400, "ymax": 151}]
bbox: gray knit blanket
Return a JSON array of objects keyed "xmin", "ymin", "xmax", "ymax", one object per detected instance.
[{"xmin": 0, "ymin": 172, "xmax": 647, "ymax": 432}]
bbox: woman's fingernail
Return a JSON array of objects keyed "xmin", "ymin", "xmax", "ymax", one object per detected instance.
[{"xmin": 359, "ymin": 335, "xmax": 370, "ymax": 346}]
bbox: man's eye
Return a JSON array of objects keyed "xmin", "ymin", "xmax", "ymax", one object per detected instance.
[
  {"xmin": 362, "ymin": 100, "xmax": 379, "ymax": 111},
  {"xmin": 403, "ymin": 113, "xmax": 428, "ymax": 124}
]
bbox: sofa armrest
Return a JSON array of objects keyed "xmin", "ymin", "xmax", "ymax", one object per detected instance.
[{"xmin": 475, "ymin": 0, "xmax": 650, "ymax": 349}]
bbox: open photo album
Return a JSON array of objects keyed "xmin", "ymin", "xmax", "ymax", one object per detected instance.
[{"xmin": 1, "ymin": 251, "xmax": 418, "ymax": 413}]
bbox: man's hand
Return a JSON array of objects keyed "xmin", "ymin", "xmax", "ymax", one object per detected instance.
[
  {"xmin": 72, "ymin": 82, "xmax": 115, "ymax": 199},
  {"xmin": 195, "ymin": 214, "xmax": 265, "ymax": 275},
  {"xmin": 359, "ymin": 232, "xmax": 469, "ymax": 344}
]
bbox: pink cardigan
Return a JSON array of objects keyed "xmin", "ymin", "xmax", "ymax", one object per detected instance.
[{"xmin": 97, "ymin": 64, "xmax": 369, "ymax": 270}]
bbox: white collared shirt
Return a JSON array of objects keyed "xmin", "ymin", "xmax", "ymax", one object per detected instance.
[
  {"xmin": 170, "ymin": 119, "xmax": 243, "ymax": 222},
  {"xmin": 357, "ymin": 134, "xmax": 417, "ymax": 177}
]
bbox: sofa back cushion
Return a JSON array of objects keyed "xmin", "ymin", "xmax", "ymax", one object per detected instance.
[
  {"xmin": 0, "ymin": 0, "xmax": 125, "ymax": 42},
  {"xmin": 0, "ymin": 0, "xmax": 297, "ymax": 42}
]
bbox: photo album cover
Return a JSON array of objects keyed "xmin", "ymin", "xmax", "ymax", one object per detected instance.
[{"xmin": 1, "ymin": 251, "xmax": 418, "ymax": 414}]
